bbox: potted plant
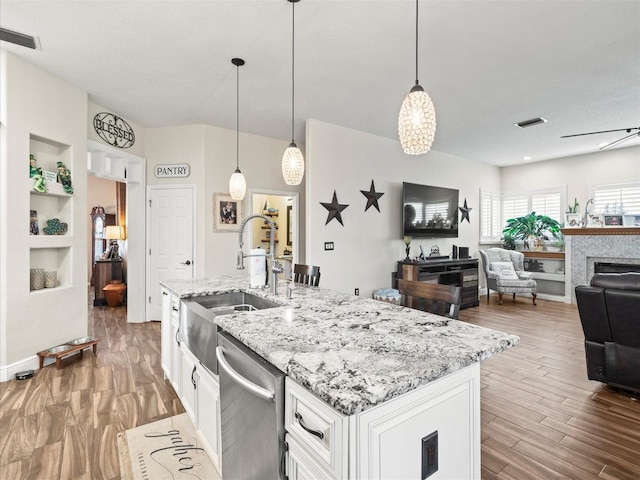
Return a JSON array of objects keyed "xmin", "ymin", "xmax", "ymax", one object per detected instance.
[
  {"xmin": 502, "ymin": 232, "xmax": 516, "ymax": 250},
  {"xmin": 502, "ymin": 211, "xmax": 561, "ymax": 251}
]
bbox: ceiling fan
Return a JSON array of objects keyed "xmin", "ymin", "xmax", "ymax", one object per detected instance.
[{"xmin": 561, "ymin": 126, "xmax": 640, "ymax": 150}]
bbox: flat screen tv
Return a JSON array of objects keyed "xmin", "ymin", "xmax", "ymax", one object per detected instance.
[{"xmin": 402, "ymin": 182, "xmax": 459, "ymax": 238}]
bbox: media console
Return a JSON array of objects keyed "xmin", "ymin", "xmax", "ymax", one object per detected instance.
[{"xmin": 397, "ymin": 258, "xmax": 480, "ymax": 309}]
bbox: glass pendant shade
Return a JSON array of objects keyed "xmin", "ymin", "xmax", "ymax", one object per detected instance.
[
  {"xmin": 229, "ymin": 168, "xmax": 246, "ymax": 200},
  {"xmin": 398, "ymin": 84, "xmax": 436, "ymax": 155},
  {"xmin": 282, "ymin": 142, "xmax": 305, "ymax": 186}
]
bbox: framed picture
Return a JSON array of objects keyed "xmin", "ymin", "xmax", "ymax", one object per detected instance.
[
  {"xmin": 30, "ymin": 210, "xmax": 39, "ymax": 235},
  {"xmin": 623, "ymin": 214, "xmax": 640, "ymax": 227},
  {"xmin": 587, "ymin": 213, "xmax": 603, "ymax": 227},
  {"xmin": 603, "ymin": 214, "xmax": 623, "ymax": 226},
  {"xmin": 286, "ymin": 205, "xmax": 293, "ymax": 246},
  {"xmin": 565, "ymin": 213, "xmax": 581, "ymax": 228},
  {"xmin": 213, "ymin": 193, "xmax": 243, "ymax": 231}
]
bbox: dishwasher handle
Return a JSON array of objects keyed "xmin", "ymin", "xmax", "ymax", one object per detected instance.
[{"xmin": 216, "ymin": 346, "xmax": 274, "ymax": 401}]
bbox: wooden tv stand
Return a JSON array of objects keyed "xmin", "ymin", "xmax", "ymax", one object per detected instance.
[{"xmin": 397, "ymin": 258, "xmax": 479, "ymax": 309}]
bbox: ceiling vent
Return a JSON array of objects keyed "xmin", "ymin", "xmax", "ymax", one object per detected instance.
[
  {"xmin": 514, "ymin": 117, "xmax": 547, "ymax": 128},
  {"xmin": 0, "ymin": 27, "xmax": 37, "ymax": 49}
]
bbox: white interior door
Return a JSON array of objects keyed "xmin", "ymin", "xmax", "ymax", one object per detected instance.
[{"xmin": 147, "ymin": 185, "xmax": 195, "ymax": 320}]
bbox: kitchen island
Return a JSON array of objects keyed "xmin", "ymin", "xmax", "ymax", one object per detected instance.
[{"xmin": 161, "ymin": 276, "xmax": 519, "ymax": 479}]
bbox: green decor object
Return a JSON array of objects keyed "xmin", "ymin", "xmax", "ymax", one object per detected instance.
[
  {"xmin": 567, "ymin": 197, "xmax": 579, "ymax": 213},
  {"xmin": 56, "ymin": 161, "xmax": 73, "ymax": 194},
  {"xmin": 29, "ymin": 154, "xmax": 41, "ymax": 178},
  {"xmin": 43, "ymin": 218, "xmax": 68, "ymax": 235},
  {"xmin": 502, "ymin": 211, "xmax": 561, "ymax": 251}
]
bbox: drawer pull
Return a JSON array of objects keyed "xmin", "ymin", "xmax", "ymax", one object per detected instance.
[{"xmin": 295, "ymin": 412, "xmax": 324, "ymax": 440}]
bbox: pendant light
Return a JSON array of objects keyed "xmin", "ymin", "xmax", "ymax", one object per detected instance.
[
  {"xmin": 398, "ymin": 0, "xmax": 436, "ymax": 155},
  {"xmin": 229, "ymin": 57, "xmax": 247, "ymax": 200},
  {"xmin": 282, "ymin": 0, "xmax": 305, "ymax": 186}
]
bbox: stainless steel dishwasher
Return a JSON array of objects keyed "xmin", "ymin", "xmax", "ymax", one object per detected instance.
[{"xmin": 216, "ymin": 331, "xmax": 286, "ymax": 480}]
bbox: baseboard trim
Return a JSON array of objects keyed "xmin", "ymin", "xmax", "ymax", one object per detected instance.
[{"xmin": 0, "ymin": 355, "xmax": 55, "ymax": 382}]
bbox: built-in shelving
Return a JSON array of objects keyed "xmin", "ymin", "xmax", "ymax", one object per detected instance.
[{"xmin": 29, "ymin": 135, "xmax": 74, "ymax": 293}]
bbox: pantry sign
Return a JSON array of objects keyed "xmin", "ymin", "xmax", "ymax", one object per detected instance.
[{"xmin": 155, "ymin": 164, "xmax": 191, "ymax": 178}]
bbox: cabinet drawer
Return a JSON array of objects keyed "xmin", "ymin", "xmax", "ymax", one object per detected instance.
[
  {"xmin": 287, "ymin": 434, "xmax": 336, "ymax": 480},
  {"xmin": 285, "ymin": 378, "xmax": 346, "ymax": 478}
]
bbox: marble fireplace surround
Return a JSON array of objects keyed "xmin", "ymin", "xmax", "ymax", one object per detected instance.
[{"xmin": 564, "ymin": 227, "xmax": 640, "ymax": 302}]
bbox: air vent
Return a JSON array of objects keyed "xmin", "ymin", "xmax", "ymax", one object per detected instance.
[
  {"xmin": 0, "ymin": 27, "xmax": 37, "ymax": 49},
  {"xmin": 514, "ymin": 117, "xmax": 547, "ymax": 128}
]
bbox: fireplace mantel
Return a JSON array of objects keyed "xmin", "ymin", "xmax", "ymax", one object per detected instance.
[{"xmin": 562, "ymin": 227, "xmax": 640, "ymax": 236}]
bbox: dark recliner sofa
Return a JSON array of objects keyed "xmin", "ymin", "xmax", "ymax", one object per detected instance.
[{"xmin": 575, "ymin": 272, "xmax": 640, "ymax": 393}]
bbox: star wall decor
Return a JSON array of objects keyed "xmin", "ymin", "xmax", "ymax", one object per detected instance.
[
  {"xmin": 360, "ymin": 179, "xmax": 385, "ymax": 212},
  {"xmin": 459, "ymin": 198, "xmax": 472, "ymax": 223},
  {"xmin": 320, "ymin": 190, "xmax": 349, "ymax": 226}
]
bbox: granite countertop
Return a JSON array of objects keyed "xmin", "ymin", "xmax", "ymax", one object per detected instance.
[{"xmin": 161, "ymin": 276, "xmax": 520, "ymax": 416}]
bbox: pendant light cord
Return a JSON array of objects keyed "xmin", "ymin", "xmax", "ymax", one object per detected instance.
[
  {"xmin": 415, "ymin": 0, "xmax": 419, "ymax": 85},
  {"xmin": 236, "ymin": 63, "xmax": 240, "ymax": 170},
  {"xmin": 291, "ymin": 0, "xmax": 296, "ymax": 143}
]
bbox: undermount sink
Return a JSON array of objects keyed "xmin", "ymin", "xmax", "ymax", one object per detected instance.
[
  {"xmin": 180, "ymin": 291, "xmax": 281, "ymax": 374},
  {"xmin": 191, "ymin": 291, "xmax": 281, "ymax": 313}
]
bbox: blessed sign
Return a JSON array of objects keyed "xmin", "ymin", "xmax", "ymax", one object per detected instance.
[
  {"xmin": 155, "ymin": 164, "xmax": 191, "ymax": 178},
  {"xmin": 93, "ymin": 112, "xmax": 135, "ymax": 149}
]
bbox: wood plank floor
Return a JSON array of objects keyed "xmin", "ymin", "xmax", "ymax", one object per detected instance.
[
  {"xmin": 1, "ymin": 293, "xmax": 639, "ymax": 479},
  {"xmin": 460, "ymin": 295, "xmax": 640, "ymax": 480}
]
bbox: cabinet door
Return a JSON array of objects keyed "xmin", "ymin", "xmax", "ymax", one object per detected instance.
[
  {"xmin": 171, "ymin": 320, "xmax": 182, "ymax": 397},
  {"xmin": 287, "ymin": 435, "xmax": 336, "ymax": 480},
  {"xmin": 180, "ymin": 345, "xmax": 197, "ymax": 423},
  {"xmin": 196, "ymin": 366, "xmax": 221, "ymax": 472},
  {"xmin": 161, "ymin": 289, "xmax": 172, "ymax": 379}
]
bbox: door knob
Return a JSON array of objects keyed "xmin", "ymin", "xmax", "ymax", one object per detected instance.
[{"xmin": 180, "ymin": 260, "xmax": 192, "ymax": 265}]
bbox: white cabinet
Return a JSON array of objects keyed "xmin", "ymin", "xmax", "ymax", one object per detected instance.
[
  {"xmin": 170, "ymin": 318, "xmax": 182, "ymax": 397},
  {"xmin": 285, "ymin": 378, "xmax": 347, "ymax": 479},
  {"xmin": 161, "ymin": 288, "xmax": 172, "ymax": 378},
  {"xmin": 195, "ymin": 365, "xmax": 221, "ymax": 472},
  {"xmin": 162, "ymin": 297, "xmax": 221, "ymax": 474},
  {"xmin": 181, "ymin": 344, "xmax": 197, "ymax": 423},
  {"xmin": 285, "ymin": 363, "xmax": 481, "ymax": 480},
  {"xmin": 287, "ymin": 434, "xmax": 334, "ymax": 480}
]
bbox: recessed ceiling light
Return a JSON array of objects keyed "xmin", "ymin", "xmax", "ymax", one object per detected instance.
[
  {"xmin": 514, "ymin": 117, "xmax": 547, "ymax": 128},
  {"xmin": 523, "ymin": 156, "xmax": 532, "ymax": 161},
  {"xmin": 598, "ymin": 142, "xmax": 608, "ymax": 147}
]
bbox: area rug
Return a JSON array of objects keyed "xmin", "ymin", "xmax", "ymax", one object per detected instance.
[{"xmin": 117, "ymin": 413, "xmax": 220, "ymax": 480}]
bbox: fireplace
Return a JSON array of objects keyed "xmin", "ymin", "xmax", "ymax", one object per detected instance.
[
  {"xmin": 594, "ymin": 262, "xmax": 640, "ymax": 274},
  {"xmin": 563, "ymin": 227, "xmax": 640, "ymax": 302}
]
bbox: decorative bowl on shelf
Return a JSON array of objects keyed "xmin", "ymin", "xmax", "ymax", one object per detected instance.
[{"xmin": 546, "ymin": 246, "xmax": 562, "ymax": 252}]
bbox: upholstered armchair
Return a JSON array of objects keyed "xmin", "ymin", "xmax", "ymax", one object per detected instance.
[{"xmin": 479, "ymin": 248, "xmax": 537, "ymax": 305}]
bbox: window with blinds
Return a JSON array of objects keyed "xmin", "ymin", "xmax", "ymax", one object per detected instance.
[
  {"xmin": 480, "ymin": 189, "xmax": 501, "ymax": 241},
  {"xmin": 480, "ymin": 187, "xmax": 565, "ymax": 242},
  {"xmin": 592, "ymin": 182, "xmax": 640, "ymax": 214}
]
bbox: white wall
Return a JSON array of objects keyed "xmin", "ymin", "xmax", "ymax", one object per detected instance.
[
  {"xmin": 305, "ymin": 119, "xmax": 502, "ymax": 297},
  {"xmin": 145, "ymin": 124, "xmax": 304, "ymax": 279},
  {"xmin": 0, "ymin": 50, "xmax": 88, "ymax": 373},
  {"xmin": 500, "ymin": 146, "xmax": 640, "ymax": 210}
]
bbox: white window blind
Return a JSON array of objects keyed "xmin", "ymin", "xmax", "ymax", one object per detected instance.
[
  {"xmin": 531, "ymin": 191, "xmax": 562, "ymax": 221},
  {"xmin": 480, "ymin": 189, "xmax": 501, "ymax": 241},
  {"xmin": 502, "ymin": 194, "xmax": 528, "ymax": 226},
  {"xmin": 592, "ymin": 182, "xmax": 640, "ymax": 214},
  {"xmin": 480, "ymin": 187, "xmax": 565, "ymax": 241}
]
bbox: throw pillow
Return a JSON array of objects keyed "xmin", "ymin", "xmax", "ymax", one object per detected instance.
[{"xmin": 491, "ymin": 261, "xmax": 519, "ymax": 280}]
